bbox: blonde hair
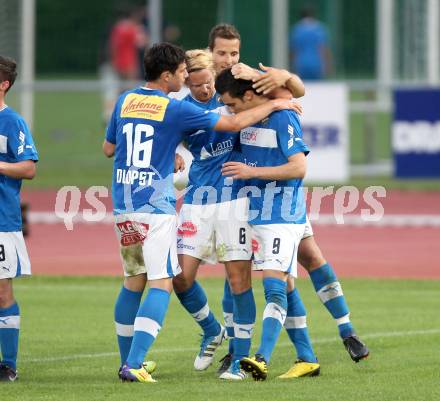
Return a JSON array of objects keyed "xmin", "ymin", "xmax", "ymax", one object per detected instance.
[{"xmin": 185, "ymin": 49, "xmax": 216, "ymax": 75}]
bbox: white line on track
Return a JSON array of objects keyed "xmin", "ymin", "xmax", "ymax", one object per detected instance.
[
  {"xmin": 29, "ymin": 212, "xmax": 440, "ymax": 227},
  {"xmin": 22, "ymin": 328, "xmax": 440, "ymax": 363}
]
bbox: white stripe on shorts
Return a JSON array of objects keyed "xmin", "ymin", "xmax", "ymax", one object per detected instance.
[
  {"xmin": 0, "ymin": 315, "xmax": 20, "ymax": 329},
  {"xmin": 134, "ymin": 317, "xmax": 161, "ymax": 338},
  {"xmin": 336, "ymin": 314, "xmax": 351, "ymax": 325},
  {"xmin": 263, "ymin": 303, "xmax": 287, "ymax": 325},
  {"xmin": 115, "ymin": 322, "xmax": 134, "ymax": 337},
  {"xmin": 234, "ymin": 323, "xmax": 254, "ymax": 339},
  {"xmin": 191, "ymin": 303, "xmax": 210, "ymax": 322},
  {"xmin": 317, "ymin": 281, "xmax": 343, "ymax": 303},
  {"xmin": 284, "ymin": 315, "xmax": 307, "ymax": 329}
]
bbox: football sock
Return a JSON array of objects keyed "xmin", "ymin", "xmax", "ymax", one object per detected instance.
[
  {"xmin": 175, "ymin": 281, "xmax": 221, "ymax": 337},
  {"xmin": 0, "ymin": 303, "xmax": 20, "ymax": 370},
  {"xmin": 222, "ymin": 279, "xmax": 234, "ymax": 355},
  {"xmin": 232, "ymin": 288, "xmax": 256, "ymax": 361},
  {"xmin": 309, "ymin": 263, "xmax": 354, "ymax": 338},
  {"xmin": 126, "ymin": 288, "xmax": 170, "ymax": 368},
  {"xmin": 114, "ymin": 286, "xmax": 143, "ymax": 365},
  {"xmin": 257, "ymin": 278, "xmax": 287, "ymax": 362},
  {"xmin": 284, "ymin": 288, "xmax": 318, "ymax": 362}
]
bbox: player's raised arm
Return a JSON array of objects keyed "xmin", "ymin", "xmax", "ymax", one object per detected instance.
[
  {"xmin": 253, "ymin": 63, "xmax": 305, "ymax": 98},
  {"xmin": 0, "ymin": 160, "xmax": 36, "ymax": 180}
]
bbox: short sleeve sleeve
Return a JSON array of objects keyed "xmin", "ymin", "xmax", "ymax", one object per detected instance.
[
  {"xmin": 105, "ymin": 106, "xmax": 118, "ymax": 144},
  {"xmin": 7, "ymin": 117, "xmax": 39, "ymax": 162},
  {"xmin": 276, "ymin": 111, "xmax": 309, "ymax": 158},
  {"xmin": 179, "ymin": 101, "xmax": 221, "ymax": 133}
]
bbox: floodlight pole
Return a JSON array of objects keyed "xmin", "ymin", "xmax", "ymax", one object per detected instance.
[
  {"xmin": 377, "ymin": 0, "xmax": 393, "ymax": 88},
  {"xmin": 270, "ymin": 0, "xmax": 288, "ymax": 69},
  {"xmin": 427, "ymin": 0, "xmax": 439, "ymax": 85},
  {"xmin": 20, "ymin": 0, "xmax": 35, "ymax": 129},
  {"xmin": 149, "ymin": 0, "xmax": 162, "ymax": 45}
]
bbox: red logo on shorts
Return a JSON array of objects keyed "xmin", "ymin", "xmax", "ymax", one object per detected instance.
[
  {"xmin": 116, "ymin": 221, "xmax": 149, "ymax": 246},
  {"xmin": 178, "ymin": 221, "xmax": 197, "ymax": 237},
  {"xmin": 252, "ymin": 239, "xmax": 260, "ymax": 252}
]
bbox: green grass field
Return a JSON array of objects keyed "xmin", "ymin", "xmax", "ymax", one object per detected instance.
[
  {"xmin": 8, "ymin": 90, "xmax": 440, "ymax": 191},
  {"xmin": 3, "ymin": 276, "xmax": 439, "ymax": 401}
]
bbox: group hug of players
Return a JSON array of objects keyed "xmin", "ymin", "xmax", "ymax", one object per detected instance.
[{"xmin": 0, "ymin": 23, "xmax": 368, "ymax": 383}]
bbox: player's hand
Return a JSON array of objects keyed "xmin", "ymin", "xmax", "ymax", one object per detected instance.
[
  {"xmin": 231, "ymin": 63, "xmax": 260, "ymax": 81},
  {"xmin": 174, "ymin": 153, "xmax": 185, "ymax": 173},
  {"xmin": 222, "ymin": 161, "xmax": 255, "ymax": 179},
  {"xmin": 253, "ymin": 63, "xmax": 291, "ymax": 95},
  {"xmin": 270, "ymin": 98, "xmax": 303, "ymax": 114}
]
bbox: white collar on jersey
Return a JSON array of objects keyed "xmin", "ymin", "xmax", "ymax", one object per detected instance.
[{"xmin": 0, "ymin": 104, "xmax": 8, "ymax": 112}]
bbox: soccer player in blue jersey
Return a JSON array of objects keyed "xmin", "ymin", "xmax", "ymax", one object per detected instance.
[
  {"xmin": 216, "ymin": 68, "xmax": 320, "ymax": 381},
  {"xmin": 102, "ymin": 43, "xmax": 299, "ymax": 383},
  {"xmin": 173, "ymin": 48, "xmax": 305, "ymax": 380},
  {"xmin": 173, "ymin": 49, "xmax": 253, "ymax": 379},
  {"xmin": 0, "ymin": 56, "xmax": 38, "ymax": 382},
  {"xmin": 210, "ymin": 24, "xmax": 369, "ymax": 373}
]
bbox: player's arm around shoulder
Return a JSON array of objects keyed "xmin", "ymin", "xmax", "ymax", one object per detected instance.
[{"xmin": 214, "ymin": 98, "xmax": 298, "ymax": 133}]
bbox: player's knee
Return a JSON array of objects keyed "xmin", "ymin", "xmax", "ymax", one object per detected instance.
[
  {"xmin": 228, "ymin": 275, "xmax": 250, "ymax": 294},
  {"xmin": 299, "ymin": 251, "xmax": 326, "ymax": 271},
  {"xmin": 172, "ymin": 273, "xmax": 193, "ymax": 293},
  {"xmin": 0, "ymin": 287, "xmax": 14, "ymax": 308}
]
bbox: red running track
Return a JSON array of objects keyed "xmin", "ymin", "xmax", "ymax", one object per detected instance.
[{"xmin": 25, "ymin": 222, "xmax": 440, "ymax": 279}]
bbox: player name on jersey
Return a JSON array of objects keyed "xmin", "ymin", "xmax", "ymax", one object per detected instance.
[{"xmin": 116, "ymin": 169, "xmax": 156, "ymax": 186}]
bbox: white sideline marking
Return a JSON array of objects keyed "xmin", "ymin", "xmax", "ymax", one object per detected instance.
[
  {"xmin": 29, "ymin": 212, "xmax": 440, "ymax": 227},
  {"xmin": 22, "ymin": 328, "xmax": 440, "ymax": 363}
]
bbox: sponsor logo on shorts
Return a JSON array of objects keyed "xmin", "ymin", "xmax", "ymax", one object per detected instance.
[
  {"xmin": 177, "ymin": 221, "xmax": 197, "ymax": 237},
  {"xmin": 252, "ymin": 239, "xmax": 260, "ymax": 252},
  {"xmin": 116, "ymin": 220, "xmax": 150, "ymax": 246},
  {"xmin": 177, "ymin": 238, "xmax": 195, "ymax": 251},
  {"xmin": 120, "ymin": 94, "xmax": 169, "ymax": 121}
]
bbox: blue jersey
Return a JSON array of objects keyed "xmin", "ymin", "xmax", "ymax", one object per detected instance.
[
  {"xmin": 182, "ymin": 93, "xmax": 243, "ymax": 204},
  {"xmin": 290, "ymin": 19, "xmax": 328, "ymax": 80},
  {"xmin": 239, "ymin": 110, "xmax": 309, "ymax": 225},
  {"xmin": 0, "ymin": 106, "xmax": 39, "ymax": 232},
  {"xmin": 106, "ymin": 87, "xmax": 220, "ymax": 215}
]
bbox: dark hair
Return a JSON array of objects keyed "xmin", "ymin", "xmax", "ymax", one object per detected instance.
[
  {"xmin": 208, "ymin": 24, "xmax": 241, "ymax": 51},
  {"xmin": 143, "ymin": 42, "xmax": 186, "ymax": 81},
  {"xmin": 301, "ymin": 5, "xmax": 316, "ymax": 19},
  {"xmin": 0, "ymin": 56, "xmax": 18, "ymax": 92},
  {"xmin": 215, "ymin": 68, "xmax": 258, "ymax": 99}
]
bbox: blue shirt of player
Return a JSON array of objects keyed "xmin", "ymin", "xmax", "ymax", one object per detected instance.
[
  {"xmin": 105, "ymin": 87, "xmax": 220, "ymax": 215},
  {"xmin": 290, "ymin": 19, "xmax": 328, "ymax": 80},
  {"xmin": 239, "ymin": 110, "xmax": 309, "ymax": 225},
  {"xmin": 0, "ymin": 106, "xmax": 39, "ymax": 232},
  {"xmin": 182, "ymin": 92, "xmax": 243, "ymax": 204}
]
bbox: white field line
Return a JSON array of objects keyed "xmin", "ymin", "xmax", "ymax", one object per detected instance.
[
  {"xmin": 29, "ymin": 212, "xmax": 440, "ymax": 227},
  {"xmin": 22, "ymin": 328, "xmax": 440, "ymax": 363}
]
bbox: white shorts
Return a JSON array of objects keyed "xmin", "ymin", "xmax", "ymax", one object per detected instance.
[
  {"xmin": 177, "ymin": 198, "xmax": 252, "ymax": 263},
  {"xmin": 303, "ymin": 216, "xmax": 314, "ymax": 239},
  {"xmin": 251, "ymin": 223, "xmax": 306, "ymax": 277},
  {"xmin": 0, "ymin": 231, "xmax": 31, "ymax": 279},
  {"xmin": 114, "ymin": 213, "xmax": 181, "ymax": 280}
]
